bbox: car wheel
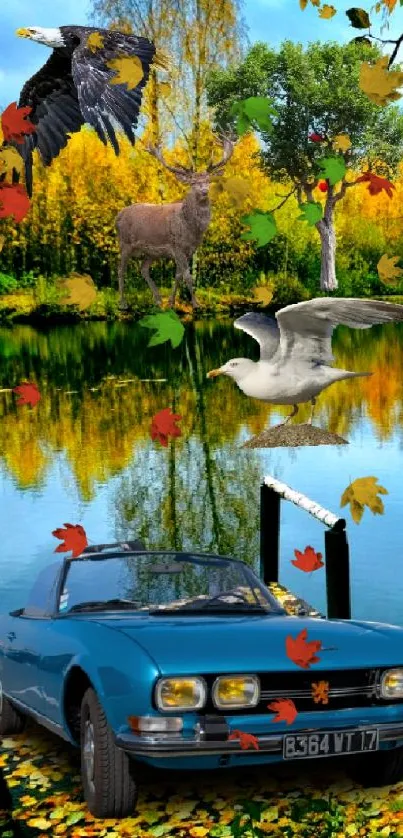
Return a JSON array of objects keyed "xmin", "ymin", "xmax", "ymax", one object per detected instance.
[
  {"xmin": 0, "ymin": 682, "xmax": 26, "ymax": 735},
  {"xmin": 348, "ymin": 746, "xmax": 403, "ymax": 787},
  {"xmin": 80, "ymin": 687, "xmax": 138, "ymax": 818}
]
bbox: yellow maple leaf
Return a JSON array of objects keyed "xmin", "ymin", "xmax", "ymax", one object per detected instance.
[
  {"xmin": 310, "ymin": 0, "xmax": 321, "ymax": 5},
  {"xmin": 157, "ymin": 81, "xmax": 171, "ymax": 98},
  {"xmin": 57, "ymin": 273, "xmax": 97, "ymax": 311},
  {"xmin": 222, "ymin": 175, "xmax": 252, "ymax": 208},
  {"xmin": 340, "ymin": 476, "xmax": 388, "ymax": 524},
  {"xmin": 252, "ymin": 285, "xmax": 274, "ymax": 307},
  {"xmin": 86, "ymin": 32, "xmax": 105, "ymax": 53},
  {"xmin": 318, "ymin": 4, "xmax": 337, "ymax": 18},
  {"xmin": 377, "ymin": 253, "xmax": 403, "ymax": 285},
  {"xmin": 359, "ymin": 56, "xmax": 403, "ymax": 106},
  {"xmin": 332, "ymin": 133, "xmax": 351, "ymax": 152},
  {"xmin": 0, "ymin": 146, "xmax": 24, "ymax": 180},
  {"xmin": 107, "ymin": 55, "xmax": 144, "ymax": 90}
]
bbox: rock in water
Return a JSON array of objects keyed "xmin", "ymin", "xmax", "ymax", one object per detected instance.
[{"xmin": 241, "ymin": 423, "xmax": 348, "ymax": 449}]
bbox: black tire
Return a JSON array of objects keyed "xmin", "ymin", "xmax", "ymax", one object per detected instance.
[
  {"xmin": 80, "ymin": 687, "xmax": 138, "ymax": 818},
  {"xmin": 348, "ymin": 746, "xmax": 403, "ymax": 787},
  {"xmin": 0, "ymin": 690, "xmax": 26, "ymax": 736}
]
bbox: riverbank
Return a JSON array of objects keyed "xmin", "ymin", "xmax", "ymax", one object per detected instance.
[{"xmin": 1, "ymin": 284, "xmax": 403, "ymax": 325}]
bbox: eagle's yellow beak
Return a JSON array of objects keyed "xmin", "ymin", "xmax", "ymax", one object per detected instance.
[
  {"xmin": 206, "ymin": 368, "xmax": 222, "ymax": 379},
  {"xmin": 16, "ymin": 28, "xmax": 31, "ymax": 38}
]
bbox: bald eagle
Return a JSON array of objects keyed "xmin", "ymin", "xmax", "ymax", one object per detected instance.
[{"xmin": 7, "ymin": 26, "xmax": 167, "ymax": 196}]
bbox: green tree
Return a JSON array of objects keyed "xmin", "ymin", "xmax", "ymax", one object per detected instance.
[{"xmin": 206, "ymin": 39, "xmax": 403, "ymax": 291}]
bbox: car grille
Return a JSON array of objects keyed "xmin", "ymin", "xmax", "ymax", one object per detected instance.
[{"xmin": 199, "ymin": 668, "xmax": 403, "ymax": 714}]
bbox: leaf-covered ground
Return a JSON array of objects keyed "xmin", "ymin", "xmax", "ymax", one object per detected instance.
[{"xmin": 2, "ymin": 723, "xmax": 403, "ymax": 838}]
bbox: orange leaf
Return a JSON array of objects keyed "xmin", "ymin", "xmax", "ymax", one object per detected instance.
[
  {"xmin": 12, "ymin": 382, "xmax": 41, "ymax": 407},
  {"xmin": 1, "ymin": 101, "xmax": 35, "ymax": 144},
  {"xmin": 311, "ymin": 680, "xmax": 329, "ymax": 704},
  {"xmin": 286, "ymin": 628, "xmax": 322, "ymax": 669},
  {"xmin": 355, "ymin": 171, "xmax": 395, "ymax": 198},
  {"xmin": 52, "ymin": 523, "xmax": 88, "ymax": 558},
  {"xmin": 150, "ymin": 408, "xmax": 182, "ymax": 447},
  {"xmin": 267, "ymin": 697, "xmax": 298, "ymax": 725},
  {"xmin": 291, "ymin": 545, "xmax": 324, "ymax": 573},
  {"xmin": 0, "ymin": 183, "xmax": 31, "ymax": 222},
  {"xmin": 228, "ymin": 730, "xmax": 259, "ymax": 750}
]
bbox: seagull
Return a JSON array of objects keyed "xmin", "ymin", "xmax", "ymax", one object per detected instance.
[{"xmin": 207, "ymin": 297, "xmax": 403, "ymax": 425}]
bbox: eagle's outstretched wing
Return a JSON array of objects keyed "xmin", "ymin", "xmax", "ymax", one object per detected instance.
[
  {"xmin": 7, "ymin": 50, "xmax": 84, "ymax": 196},
  {"xmin": 70, "ymin": 28, "xmax": 156, "ymax": 154}
]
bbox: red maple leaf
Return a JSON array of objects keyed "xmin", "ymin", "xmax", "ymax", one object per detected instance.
[
  {"xmin": 355, "ymin": 171, "xmax": 395, "ymax": 199},
  {"xmin": 291, "ymin": 545, "xmax": 324, "ymax": 573},
  {"xmin": 150, "ymin": 408, "xmax": 182, "ymax": 447},
  {"xmin": 318, "ymin": 180, "xmax": 328, "ymax": 192},
  {"xmin": 309, "ymin": 132, "xmax": 325, "ymax": 142},
  {"xmin": 228, "ymin": 730, "xmax": 259, "ymax": 751},
  {"xmin": 13, "ymin": 382, "xmax": 41, "ymax": 407},
  {"xmin": 0, "ymin": 184, "xmax": 31, "ymax": 223},
  {"xmin": 1, "ymin": 102, "xmax": 36, "ymax": 144},
  {"xmin": 267, "ymin": 697, "xmax": 298, "ymax": 725},
  {"xmin": 52, "ymin": 523, "xmax": 88, "ymax": 558},
  {"xmin": 286, "ymin": 628, "xmax": 322, "ymax": 669}
]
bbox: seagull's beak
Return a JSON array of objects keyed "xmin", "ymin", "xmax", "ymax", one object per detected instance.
[
  {"xmin": 206, "ymin": 368, "xmax": 223, "ymax": 379},
  {"xmin": 16, "ymin": 28, "xmax": 31, "ymax": 38}
]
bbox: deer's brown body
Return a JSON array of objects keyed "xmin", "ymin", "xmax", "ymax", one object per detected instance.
[{"xmin": 116, "ymin": 138, "xmax": 234, "ymax": 310}]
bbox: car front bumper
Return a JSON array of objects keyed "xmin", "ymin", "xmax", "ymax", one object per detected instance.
[{"xmin": 115, "ymin": 720, "xmax": 403, "ymax": 759}]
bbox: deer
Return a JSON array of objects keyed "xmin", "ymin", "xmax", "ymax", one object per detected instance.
[{"xmin": 115, "ymin": 136, "xmax": 235, "ymax": 311}]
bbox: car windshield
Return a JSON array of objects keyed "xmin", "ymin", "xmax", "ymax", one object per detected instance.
[{"xmin": 58, "ymin": 552, "xmax": 284, "ymax": 615}]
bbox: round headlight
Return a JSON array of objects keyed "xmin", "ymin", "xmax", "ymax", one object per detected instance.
[{"xmin": 380, "ymin": 669, "xmax": 403, "ymax": 699}]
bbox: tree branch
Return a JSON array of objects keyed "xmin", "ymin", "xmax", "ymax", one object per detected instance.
[
  {"xmin": 270, "ymin": 185, "xmax": 298, "ymax": 212},
  {"xmin": 332, "ymin": 179, "xmax": 358, "ymax": 205}
]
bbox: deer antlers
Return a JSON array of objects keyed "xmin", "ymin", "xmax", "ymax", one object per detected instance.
[
  {"xmin": 145, "ymin": 143, "xmax": 194, "ymax": 177},
  {"xmin": 145, "ymin": 132, "xmax": 236, "ymax": 178},
  {"xmin": 207, "ymin": 132, "xmax": 236, "ymax": 174}
]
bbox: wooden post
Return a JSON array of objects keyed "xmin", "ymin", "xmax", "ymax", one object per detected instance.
[
  {"xmin": 260, "ymin": 483, "xmax": 280, "ymax": 585},
  {"xmin": 324, "ymin": 520, "xmax": 351, "ymax": 619}
]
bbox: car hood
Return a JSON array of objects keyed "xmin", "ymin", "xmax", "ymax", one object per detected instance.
[{"xmin": 94, "ymin": 613, "xmax": 403, "ymax": 675}]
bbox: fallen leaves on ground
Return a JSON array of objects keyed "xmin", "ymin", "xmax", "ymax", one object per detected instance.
[
  {"xmin": 12, "ymin": 381, "xmax": 41, "ymax": 407},
  {"xmin": 377, "ymin": 253, "xmax": 403, "ymax": 285},
  {"xmin": 292, "ymin": 545, "xmax": 324, "ymax": 572},
  {"xmin": 286, "ymin": 628, "xmax": 322, "ymax": 669},
  {"xmin": 1, "ymin": 101, "xmax": 36, "ymax": 144},
  {"xmin": 227, "ymin": 730, "xmax": 259, "ymax": 750},
  {"xmin": 107, "ymin": 55, "xmax": 144, "ymax": 90},
  {"xmin": 0, "ymin": 183, "xmax": 31, "ymax": 222},
  {"xmin": 355, "ymin": 170, "xmax": 395, "ymax": 197},
  {"xmin": 150, "ymin": 408, "xmax": 182, "ymax": 446},
  {"xmin": 240, "ymin": 210, "xmax": 277, "ymax": 247},
  {"xmin": 3, "ymin": 725, "xmax": 403, "ymax": 838},
  {"xmin": 340, "ymin": 475, "xmax": 388, "ymax": 523},
  {"xmin": 311, "ymin": 680, "xmax": 330, "ymax": 705},
  {"xmin": 139, "ymin": 310, "xmax": 185, "ymax": 348},
  {"xmin": 267, "ymin": 697, "xmax": 298, "ymax": 725},
  {"xmin": 52, "ymin": 523, "xmax": 88, "ymax": 558},
  {"xmin": 57, "ymin": 274, "xmax": 97, "ymax": 311},
  {"xmin": 359, "ymin": 56, "xmax": 403, "ymax": 105}
]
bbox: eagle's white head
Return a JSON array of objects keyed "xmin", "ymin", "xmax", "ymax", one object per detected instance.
[{"xmin": 16, "ymin": 27, "xmax": 65, "ymax": 48}]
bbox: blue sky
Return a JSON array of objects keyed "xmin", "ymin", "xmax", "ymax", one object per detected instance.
[{"xmin": 0, "ymin": 0, "xmax": 402, "ymax": 108}]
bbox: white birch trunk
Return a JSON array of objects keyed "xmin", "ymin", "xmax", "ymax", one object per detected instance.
[{"xmin": 317, "ymin": 216, "xmax": 337, "ymax": 291}]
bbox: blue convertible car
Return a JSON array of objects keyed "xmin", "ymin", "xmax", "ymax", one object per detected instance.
[{"xmin": 2, "ymin": 542, "xmax": 403, "ymax": 819}]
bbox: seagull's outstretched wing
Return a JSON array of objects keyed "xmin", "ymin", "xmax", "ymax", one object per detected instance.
[
  {"xmin": 234, "ymin": 312, "xmax": 280, "ymax": 361},
  {"xmin": 71, "ymin": 28, "xmax": 156, "ymax": 154},
  {"xmin": 7, "ymin": 51, "xmax": 84, "ymax": 197},
  {"xmin": 276, "ymin": 297, "xmax": 403, "ymax": 365}
]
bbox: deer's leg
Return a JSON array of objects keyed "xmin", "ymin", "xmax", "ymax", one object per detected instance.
[
  {"xmin": 175, "ymin": 255, "xmax": 200, "ymax": 310},
  {"xmin": 141, "ymin": 258, "xmax": 162, "ymax": 307},
  {"xmin": 118, "ymin": 244, "xmax": 131, "ymax": 310},
  {"xmin": 169, "ymin": 261, "xmax": 182, "ymax": 307}
]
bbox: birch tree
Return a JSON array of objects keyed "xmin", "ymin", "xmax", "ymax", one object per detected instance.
[{"xmin": 206, "ymin": 39, "xmax": 403, "ymax": 292}]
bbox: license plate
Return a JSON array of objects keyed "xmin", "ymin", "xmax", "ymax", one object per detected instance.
[{"xmin": 283, "ymin": 728, "xmax": 379, "ymax": 760}]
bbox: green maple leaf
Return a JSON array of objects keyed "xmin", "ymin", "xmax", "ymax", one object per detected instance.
[
  {"xmin": 240, "ymin": 210, "xmax": 277, "ymax": 247},
  {"xmin": 138, "ymin": 310, "xmax": 185, "ymax": 348},
  {"xmin": 298, "ymin": 201, "xmax": 323, "ymax": 226},
  {"xmin": 317, "ymin": 155, "xmax": 346, "ymax": 186},
  {"xmin": 346, "ymin": 7, "xmax": 371, "ymax": 28},
  {"xmin": 230, "ymin": 96, "xmax": 277, "ymax": 136}
]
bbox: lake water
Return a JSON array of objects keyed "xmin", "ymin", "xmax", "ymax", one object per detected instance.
[{"xmin": 1, "ymin": 317, "xmax": 403, "ymax": 626}]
